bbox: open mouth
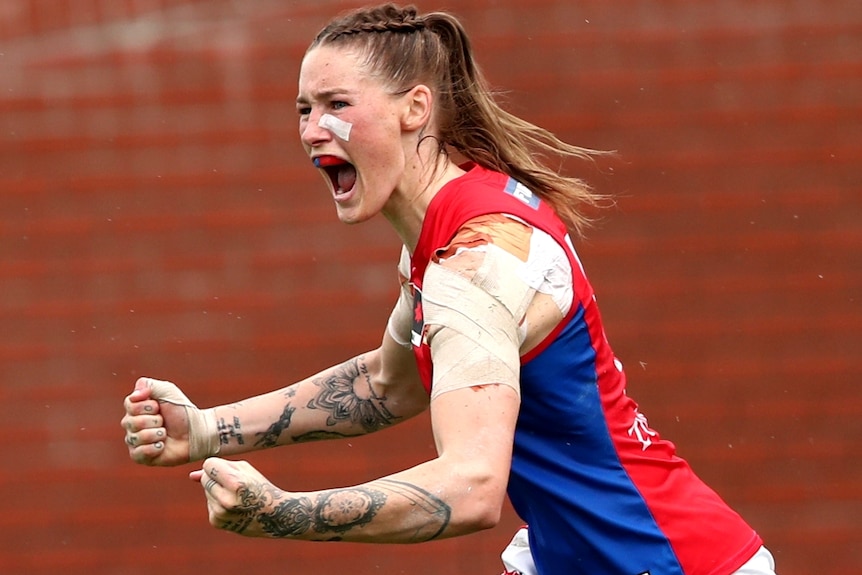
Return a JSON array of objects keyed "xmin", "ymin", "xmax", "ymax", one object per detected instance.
[{"xmin": 313, "ymin": 155, "xmax": 357, "ymax": 195}]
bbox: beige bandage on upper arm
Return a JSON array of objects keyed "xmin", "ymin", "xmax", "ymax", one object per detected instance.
[{"xmin": 423, "ymin": 245, "xmax": 536, "ymax": 400}]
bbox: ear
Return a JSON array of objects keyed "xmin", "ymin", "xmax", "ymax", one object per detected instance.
[{"xmin": 401, "ymin": 84, "xmax": 434, "ymax": 132}]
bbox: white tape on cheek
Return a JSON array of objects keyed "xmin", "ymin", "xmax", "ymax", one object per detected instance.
[{"xmin": 318, "ymin": 113, "xmax": 352, "ymax": 141}]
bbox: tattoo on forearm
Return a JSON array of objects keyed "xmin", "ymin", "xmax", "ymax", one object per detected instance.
[
  {"xmin": 376, "ymin": 479, "xmax": 451, "ymax": 541},
  {"xmin": 217, "ymin": 416, "xmax": 245, "ymax": 447},
  {"xmin": 254, "ymin": 403, "xmax": 296, "ymax": 448},
  {"xmin": 291, "ymin": 430, "xmax": 362, "ymax": 443},
  {"xmin": 229, "ymin": 479, "xmax": 450, "ymax": 542},
  {"xmin": 259, "ymin": 488, "xmax": 387, "ymax": 538},
  {"xmin": 308, "ymin": 357, "xmax": 400, "ymax": 433}
]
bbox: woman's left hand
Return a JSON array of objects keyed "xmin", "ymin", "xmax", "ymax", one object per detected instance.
[{"xmin": 190, "ymin": 457, "xmax": 284, "ymax": 537}]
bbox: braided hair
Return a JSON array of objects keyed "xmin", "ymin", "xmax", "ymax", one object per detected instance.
[{"xmin": 309, "ymin": 4, "xmax": 608, "ymax": 235}]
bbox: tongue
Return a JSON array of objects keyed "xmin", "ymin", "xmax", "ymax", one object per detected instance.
[{"xmin": 337, "ymin": 164, "xmax": 357, "ymax": 193}]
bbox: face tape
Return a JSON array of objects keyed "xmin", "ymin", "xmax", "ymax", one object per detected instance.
[
  {"xmin": 318, "ymin": 113, "xmax": 352, "ymax": 141},
  {"xmin": 421, "ymin": 262, "xmax": 523, "ymax": 400}
]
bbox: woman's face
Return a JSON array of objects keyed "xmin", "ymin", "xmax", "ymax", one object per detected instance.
[{"xmin": 297, "ymin": 45, "xmax": 412, "ymax": 225}]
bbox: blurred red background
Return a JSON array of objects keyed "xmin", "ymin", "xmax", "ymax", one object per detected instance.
[{"xmin": 1, "ymin": 1, "xmax": 860, "ymax": 574}]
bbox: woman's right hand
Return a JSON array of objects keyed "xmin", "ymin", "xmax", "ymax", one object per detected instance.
[{"xmin": 121, "ymin": 377, "xmax": 193, "ymax": 466}]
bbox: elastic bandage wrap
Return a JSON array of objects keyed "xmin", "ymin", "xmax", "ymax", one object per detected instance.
[
  {"xmin": 422, "ymin": 245, "xmax": 535, "ymax": 400},
  {"xmin": 143, "ymin": 377, "xmax": 220, "ymax": 462}
]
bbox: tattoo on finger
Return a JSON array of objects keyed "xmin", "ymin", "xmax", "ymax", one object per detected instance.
[{"xmin": 205, "ymin": 478, "xmax": 217, "ymax": 493}]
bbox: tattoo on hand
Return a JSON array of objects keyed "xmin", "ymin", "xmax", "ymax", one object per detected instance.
[
  {"xmin": 308, "ymin": 357, "xmax": 400, "ymax": 433},
  {"xmin": 254, "ymin": 403, "xmax": 296, "ymax": 448},
  {"xmin": 221, "ymin": 480, "xmax": 281, "ymax": 534}
]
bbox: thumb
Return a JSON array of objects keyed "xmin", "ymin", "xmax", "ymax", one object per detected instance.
[
  {"xmin": 134, "ymin": 377, "xmax": 151, "ymax": 392},
  {"xmin": 130, "ymin": 377, "xmax": 154, "ymax": 401},
  {"xmin": 143, "ymin": 377, "xmax": 198, "ymax": 409}
]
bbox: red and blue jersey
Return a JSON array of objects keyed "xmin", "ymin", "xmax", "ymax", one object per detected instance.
[{"xmin": 409, "ymin": 164, "xmax": 762, "ymax": 575}]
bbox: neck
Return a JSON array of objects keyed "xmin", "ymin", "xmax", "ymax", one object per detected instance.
[{"xmin": 383, "ymin": 151, "xmax": 465, "ymax": 253}]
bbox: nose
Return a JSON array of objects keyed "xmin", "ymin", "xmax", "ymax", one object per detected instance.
[{"xmin": 300, "ymin": 110, "xmax": 333, "ymax": 148}]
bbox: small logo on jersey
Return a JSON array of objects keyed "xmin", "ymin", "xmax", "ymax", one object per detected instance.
[
  {"xmin": 411, "ymin": 286, "xmax": 424, "ymax": 347},
  {"xmin": 504, "ymin": 178, "xmax": 540, "ymax": 209},
  {"xmin": 628, "ymin": 410, "xmax": 658, "ymax": 451}
]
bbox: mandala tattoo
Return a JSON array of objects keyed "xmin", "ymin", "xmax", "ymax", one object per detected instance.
[
  {"xmin": 254, "ymin": 403, "xmax": 296, "ymax": 448},
  {"xmin": 314, "ymin": 489, "xmax": 387, "ymax": 534},
  {"xmin": 308, "ymin": 358, "xmax": 399, "ymax": 433},
  {"xmin": 259, "ymin": 487, "xmax": 387, "ymax": 539}
]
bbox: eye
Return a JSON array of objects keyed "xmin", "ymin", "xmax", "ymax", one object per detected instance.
[
  {"xmin": 331, "ymin": 101, "xmax": 349, "ymax": 111},
  {"xmin": 297, "ymin": 105, "xmax": 311, "ymax": 117}
]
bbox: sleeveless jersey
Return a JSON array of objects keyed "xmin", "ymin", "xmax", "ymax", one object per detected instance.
[{"xmin": 408, "ymin": 164, "xmax": 762, "ymax": 575}]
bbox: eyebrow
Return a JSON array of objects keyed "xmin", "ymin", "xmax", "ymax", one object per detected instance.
[{"xmin": 296, "ymin": 87, "xmax": 356, "ymax": 104}]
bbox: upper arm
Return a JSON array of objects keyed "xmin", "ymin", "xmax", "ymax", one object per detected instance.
[
  {"xmin": 372, "ymin": 245, "xmax": 428, "ymax": 418},
  {"xmin": 371, "ymin": 329, "xmax": 429, "ymax": 419},
  {"xmin": 430, "ymin": 383, "xmax": 519, "ymax": 470},
  {"xmin": 428, "ymin": 383, "xmax": 520, "ymax": 526}
]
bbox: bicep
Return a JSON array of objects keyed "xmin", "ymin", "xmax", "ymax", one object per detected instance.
[
  {"xmin": 371, "ymin": 329, "xmax": 429, "ymax": 420},
  {"xmin": 430, "ymin": 384, "xmax": 519, "ymax": 493}
]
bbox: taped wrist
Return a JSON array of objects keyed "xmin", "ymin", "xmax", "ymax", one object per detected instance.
[{"xmin": 142, "ymin": 377, "xmax": 220, "ymax": 462}]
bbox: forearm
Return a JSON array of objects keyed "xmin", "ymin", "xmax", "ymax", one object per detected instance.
[
  {"xmin": 213, "ymin": 351, "xmax": 423, "ymax": 456},
  {"xmin": 219, "ymin": 456, "xmax": 500, "ymax": 543},
  {"xmin": 199, "ymin": 385, "xmax": 517, "ymax": 543}
]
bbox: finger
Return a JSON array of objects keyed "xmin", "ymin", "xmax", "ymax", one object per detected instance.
[
  {"xmin": 123, "ymin": 397, "xmax": 161, "ymax": 417},
  {"xmin": 204, "ymin": 477, "xmax": 218, "ymax": 494},
  {"xmin": 129, "ymin": 441, "xmax": 165, "ymax": 465},
  {"xmin": 121, "ymin": 413, "xmax": 163, "ymax": 433},
  {"xmin": 189, "ymin": 469, "xmax": 205, "ymax": 482},
  {"xmin": 126, "ymin": 378, "xmax": 154, "ymax": 403},
  {"xmin": 135, "ymin": 376, "xmax": 155, "ymax": 393},
  {"xmin": 125, "ymin": 426, "xmax": 166, "ymax": 448},
  {"xmin": 201, "ymin": 457, "xmax": 231, "ymax": 488}
]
